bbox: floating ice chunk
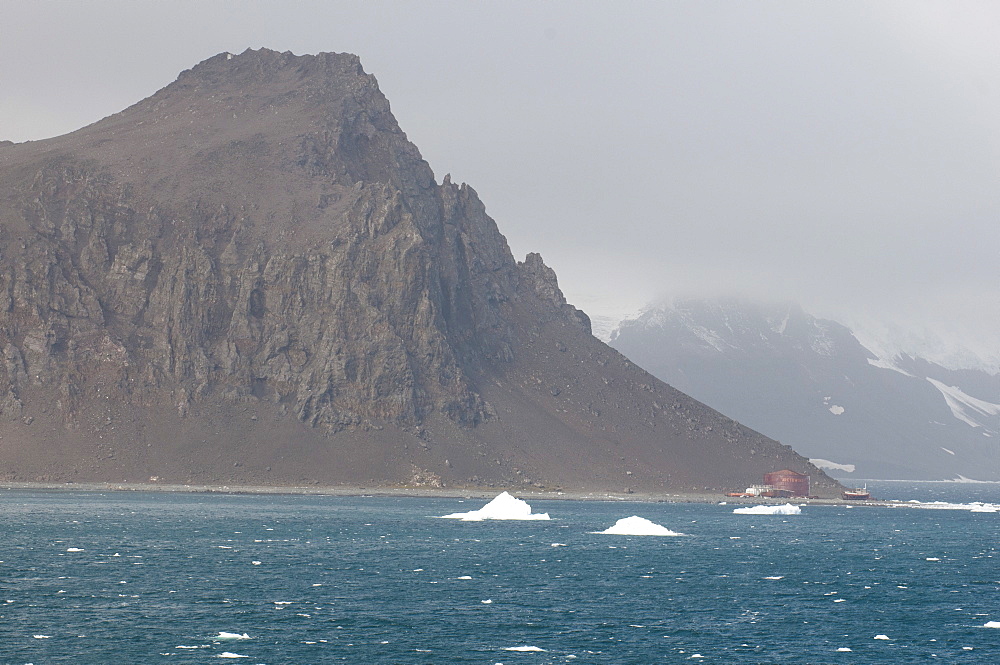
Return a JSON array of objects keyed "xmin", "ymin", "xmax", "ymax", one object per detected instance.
[
  {"xmin": 505, "ymin": 645, "xmax": 546, "ymax": 652},
  {"xmin": 836, "ymin": 647, "xmax": 852, "ymax": 651},
  {"xmin": 874, "ymin": 635, "xmax": 890, "ymax": 640},
  {"xmin": 214, "ymin": 632, "xmax": 251, "ymax": 640},
  {"xmin": 456, "ymin": 576, "xmax": 473, "ymax": 580},
  {"xmin": 595, "ymin": 516, "xmax": 686, "ymax": 536},
  {"xmin": 217, "ymin": 653, "xmax": 248, "ymax": 659},
  {"xmin": 66, "ymin": 547, "xmax": 84, "ymax": 552},
  {"xmin": 834, "ymin": 598, "xmax": 846, "ymax": 602},
  {"xmin": 764, "ymin": 576, "xmax": 784, "ymax": 580},
  {"xmin": 439, "ymin": 492, "xmax": 550, "ymax": 521},
  {"xmin": 906, "ymin": 501, "xmax": 1000, "ymax": 512},
  {"xmin": 926, "ymin": 557, "xmax": 941, "ymax": 561},
  {"xmin": 984, "ymin": 621, "xmax": 1000, "ymax": 628},
  {"xmin": 251, "ymin": 561, "xmax": 262, "ymax": 566},
  {"xmin": 733, "ymin": 504, "xmax": 801, "ymax": 515},
  {"xmin": 33, "ymin": 634, "xmax": 51, "ymax": 639},
  {"xmin": 481, "ymin": 599, "xmax": 493, "ymax": 604},
  {"xmin": 550, "ymin": 543, "xmax": 567, "ymax": 547},
  {"xmin": 829, "ymin": 405, "xmax": 845, "ymax": 415},
  {"xmin": 176, "ymin": 645, "xmax": 202, "ymax": 649}
]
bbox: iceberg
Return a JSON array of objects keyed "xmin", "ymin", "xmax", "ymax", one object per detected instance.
[
  {"xmin": 595, "ymin": 516, "xmax": 686, "ymax": 536},
  {"xmin": 733, "ymin": 504, "xmax": 802, "ymax": 515},
  {"xmin": 214, "ymin": 632, "xmax": 251, "ymax": 640},
  {"xmin": 504, "ymin": 645, "xmax": 546, "ymax": 652},
  {"xmin": 439, "ymin": 492, "xmax": 550, "ymax": 521},
  {"xmin": 984, "ymin": 621, "xmax": 1000, "ymax": 628}
]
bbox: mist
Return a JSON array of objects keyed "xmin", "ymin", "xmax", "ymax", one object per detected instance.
[{"xmin": 2, "ymin": 0, "xmax": 996, "ymax": 365}]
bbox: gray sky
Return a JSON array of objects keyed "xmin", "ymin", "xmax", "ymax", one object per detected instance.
[{"xmin": 2, "ymin": 1, "xmax": 997, "ymax": 366}]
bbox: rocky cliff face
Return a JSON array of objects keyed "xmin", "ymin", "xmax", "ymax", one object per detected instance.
[{"xmin": 0, "ymin": 49, "xmax": 840, "ymax": 495}]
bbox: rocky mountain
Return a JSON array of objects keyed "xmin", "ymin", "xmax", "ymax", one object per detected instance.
[
  {"xmin": 610, "ymin": 298, "xmax": 1000, "ymax": 480},
  {"xmin": 0, "ymin": 49, "xmax": 840, "ymax": 495}
]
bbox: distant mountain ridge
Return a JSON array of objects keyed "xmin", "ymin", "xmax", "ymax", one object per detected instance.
[{"xmin": 610, "ymin": 298, "xmax": 999, "ymax": 480}]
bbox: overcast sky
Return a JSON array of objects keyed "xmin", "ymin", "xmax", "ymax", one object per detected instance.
[{"xmin": 2, "ymin": 1, "xmax": 997, "ymax": 366}]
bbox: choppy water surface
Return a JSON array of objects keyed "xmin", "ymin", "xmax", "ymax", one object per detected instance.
[{"xmin": 2, "ymin": 483, "xmax": 999, "ymax": 663}]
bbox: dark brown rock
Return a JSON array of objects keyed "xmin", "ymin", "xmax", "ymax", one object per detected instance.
[{"xmin": 0, "ymin": 49, "xmax": 841, "ymax": 495}]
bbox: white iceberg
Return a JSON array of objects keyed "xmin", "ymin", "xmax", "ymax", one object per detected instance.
[
  {"xmin": 984, "ymin": 621, "xmax": 1000, "ymax": 628},
  {"xmin": 439, "ymin": 492, "xmax": 550, "ymax": 521},
  {"xmin": 595, "ymin": 516, "xmax": 686, "ymax": 536},
  {"xmin": 504, "ymin": 645, "xmax": 546, "ymax": 652},
  {"xmin": 217, "ymin": 653, "xmax": 248, "ymax": 659},
  {"xmin": 214, "ymin": 632, "xmax": 251, "ymax": 640},
  {"xmin": 733, "ymin": 504, "xmax": 802, "ymax": 515}
]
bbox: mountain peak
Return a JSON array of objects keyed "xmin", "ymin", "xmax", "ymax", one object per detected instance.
[{"xmin": 0, "ymin": 53, "xmax": 836, "ymax": 494}]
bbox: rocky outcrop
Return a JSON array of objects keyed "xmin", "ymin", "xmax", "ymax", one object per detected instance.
[{"xmin": 0, "ymin": 49, "xmax": 841, "ymax": 495}]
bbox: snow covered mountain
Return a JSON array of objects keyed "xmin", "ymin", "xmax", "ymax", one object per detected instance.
[{"xmin": 609, "ymin": 299, "xmax": 1000, "ymax": 480}]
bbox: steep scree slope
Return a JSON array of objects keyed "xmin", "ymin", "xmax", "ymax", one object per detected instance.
[{"xmin": 0, "ymin": 49, "xmax": 839, "ymax": 495}]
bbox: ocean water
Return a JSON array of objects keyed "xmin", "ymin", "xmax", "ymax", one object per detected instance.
[{"xmin": 2, "ymin": 482, "xmax": 998, "ymax": 664}]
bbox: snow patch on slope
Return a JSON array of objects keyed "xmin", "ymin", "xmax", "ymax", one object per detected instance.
[
  {"xmin": 810, "ymin": 459, "xmax": 856, "ymax": 473},
  {"xmin": 926, "ymin": 378, "xmax": 1000, "ymax": 430}
]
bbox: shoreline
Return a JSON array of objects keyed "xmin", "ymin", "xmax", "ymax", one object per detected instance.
[{"xmin": 0, "ymin": 480, "xmax": 900, "ymax": 507}]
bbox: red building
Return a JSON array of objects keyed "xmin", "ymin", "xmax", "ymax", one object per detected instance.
[{"xmin": 763, "ymin": 469, "xmax": 810, "ymax": 497}]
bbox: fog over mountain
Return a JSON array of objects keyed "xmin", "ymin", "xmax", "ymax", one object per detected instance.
[
  {"xmin": 610, "ymin": 298, "xmax": 1000, "ymax": 481},
  {"xmin": 2, "ymin": 1, "xmax": 997, "ymax": 368}
]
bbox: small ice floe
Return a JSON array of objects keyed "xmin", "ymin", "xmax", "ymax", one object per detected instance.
[
  {"xmin": 439, "ymin": 492, "xmax": 550, "ymax": 521},
  {"xmin": 984, "ymin": 621, "xmax": 1000, "ymax": 628},
  {"xmin": 836, "ymin": 647, "xmax": 852, "ymax": 652},
  {"xmin": 733, "ymin": 504, "xmax": 801, "ymax": 515},
  {"xmin": 594, "ymin": 516, "xmax": 686, "ymax": 536},
  {"xmin": 251, "ymin": 561, "xmax": 262, "ymax": 566},
  {"xmin": 926, "ymin": 557, "xmax": 941, "ymax": 561},
  {"xmin": 505, "ymin": 646, "xmax": 546, "ymax": 652},
  {"xmin": 217, "ymin": 653, "xmax": 248, "ymax": 659},
  {"xmin": 33, "ymin": 634, "xmax": 51, "ymax": 639},
  {"xmin": 906, "ymin": 500, "xmax": 1000, "ymax": 512},
  {"xmin": 456, "ymin": 576, "xmax": 473, "ymax": 580},
  {"xmin": 214, "ymin": 632, "xmax": 251, "ymax": 640},
  {"xmin": 66, "ymin": 548, "xmax": 85, "ymax": 552},
  {"xmin": 874, "ymin": 635, "xmax": 890, "ymax": 640},
  {"xmin": 764, "ymin": 576, "xmax": 784, "ymax": 580},
  {"xmin": 176, "ymin": 645, "xmax": 202, "ymax": 649},
  {"xmin": 833, "ymin": 598, "xmax": 846, "ymax": 603},
  {"xmin": 481, "ymin": 599, "xmax": 493, "ymax": 604},
  {"xmin": 551, "ymin": 543, "xmax": 567, "ymax": 547}
]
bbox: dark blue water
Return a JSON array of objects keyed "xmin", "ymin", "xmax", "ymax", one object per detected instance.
[{"xmin": 2, "ymin": 483, "xmax": 998, "ymax": 664}]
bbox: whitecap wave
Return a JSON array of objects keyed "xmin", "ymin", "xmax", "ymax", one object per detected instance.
[
  {"xmin": 899, "ymin": 501, "xmax": 999, "ymax": 512},
  {"xmin": 505, "ymin": 645, "xmax": 546, "ymax": 652},
  {"xmin": 733, "ymin": 504, "xmax": 802, "ymax": 515}
]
